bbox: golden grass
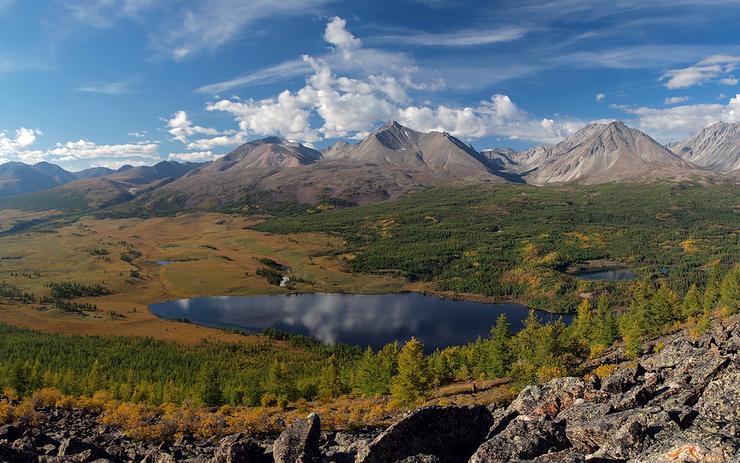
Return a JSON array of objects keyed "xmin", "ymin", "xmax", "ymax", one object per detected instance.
[{"xmin": 0, "ymin": 213, "xmax": 405, "ymax": 343}]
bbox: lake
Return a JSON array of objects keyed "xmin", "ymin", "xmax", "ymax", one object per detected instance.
[{"xmin": 149, "ymin": 293, "xmax": 573, "ymax": 351}]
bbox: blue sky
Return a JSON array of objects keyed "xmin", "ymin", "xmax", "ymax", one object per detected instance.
[{"xmin": 1, "ymin": 0, "xmax": 739, "ymax": 170}]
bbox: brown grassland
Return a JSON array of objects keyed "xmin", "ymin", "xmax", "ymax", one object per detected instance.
[{"xmin": 0, "ymin": 211, "xmax": 406, "ymax": 343}]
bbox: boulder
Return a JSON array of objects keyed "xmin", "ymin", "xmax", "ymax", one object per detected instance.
[
  {"xmin": 559, "ymin": 403, "xmax": 622, "ymax": 452},
  {"xmin": 356, "ymin": 405, "xmax": 493, "ymax": 463},
  {"xmin": 505, "ymin": 377, "xmax": 588, "ymax": 419},
  {"xmin": 273, "ymin": 413, "xmax": 321, "ymax": 463},
  {"xmin": 213, "ymin": 433, "xmax": 269, "ymax": 463},
  {"xmin": 469, "ymin": 415, "xmax": 569, "ymax": 463}
]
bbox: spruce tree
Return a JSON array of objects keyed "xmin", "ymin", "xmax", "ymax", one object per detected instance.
[
  {"xmin": 390, "ymin": 337, "xmax": 431, "ymax": 406},
  {"xmin": 485, "ymin": 314, "xmax": 512, "ymax": 378}
]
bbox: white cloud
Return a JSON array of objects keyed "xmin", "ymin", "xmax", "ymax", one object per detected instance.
[
  {"xmin": 168, "ymin": 151, "xmax": 221, "ymax": 162},
  {"xmin": 47, "ymin": 139, "xmax": 159, "ymax": 160},
  {"xmin": 150, "ymin": 0, "xmax": 333, "ymax": 60},
  {"xmin": 616, "ymin": 93, "xmax": 740, "ymax": 140},
  {"xmin": 187, "ymin": 16, "xmax": 585, "ymax": 146},
  {"xmin": 663, "ymin": 96, "xmax": 689, "ymax": 105},
  {"xmin": 661, "ymin": 54, "xmax": 740, "ymax": 89},
  {"xmin": 324, "ymin": 16, "xmax": 361, "ymax": 58},
  {"xmin": 370, "ymin": 26, "xmax": 526, "ymax": 47},
  {"xmin": 596, "ymin": 93, "xmax": 605, "ymax": 102},
  {"xmin": 166, "ymin": 110, "xmax": 222, "ymax": 144},
  {"xmin": 0, "ymin": 127, "xmax": 41, "ymax": 158},
  {"xmin": 0, "ymin": 126, "xmax": 163, "ymax": 170},
  {"xmin": 77, "ymin": 80, "xmax": 135, "ymax": 95}
]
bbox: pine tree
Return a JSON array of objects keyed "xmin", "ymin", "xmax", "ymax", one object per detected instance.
[
  {"xmin": 319, "ymin": 354, "xmax": 344, "ymax": 400},
  {"xmin": 390, "ymin": 337, "xmax": 431, "ymax": 406},
  {"xmin": 718, "ymin": 265, "xmax": 739, "ymax": 315},
  {"xmin": 197, "ymin": 363, "xmax": 223, "ymax": 407},
  {"xmin": 484, "ymin": 314, "xmax": 512, "ymax": 378},
  {"xmin": 682, "ymin": 284, "xmax": 703, "ymax": 319}
]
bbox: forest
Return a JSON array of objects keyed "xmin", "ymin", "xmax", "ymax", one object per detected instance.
[
  {"xmin": 255, "ymin": 183, "xmax": 738, "ymax": 311},
  {"xmin": 0, "ymin": 263, "xmax": 736, "ymax": 415}
]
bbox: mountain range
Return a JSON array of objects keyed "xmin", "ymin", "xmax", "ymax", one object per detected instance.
[{"xmin": 0, "ymin": 120, "xmax": 737, "ymax": 212}]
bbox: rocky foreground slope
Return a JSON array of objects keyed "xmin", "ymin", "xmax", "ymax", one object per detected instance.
[{"xmin": 1, "ymin": 314, "xmax": 738, "ymax": 462}]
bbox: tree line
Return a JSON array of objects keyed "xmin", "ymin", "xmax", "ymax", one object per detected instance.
[{"xmin": 1, "ymin": 264, "xmax": 736, "ymax": 409}]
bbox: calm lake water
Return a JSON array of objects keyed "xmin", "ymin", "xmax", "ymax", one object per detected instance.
[
  {"xmin": 575, "ymin": 268, "xmax": 637, "ymax": 281},
  {"xmin": 149, "ymin": 293, "xmax": 573, "ymax": 351}
]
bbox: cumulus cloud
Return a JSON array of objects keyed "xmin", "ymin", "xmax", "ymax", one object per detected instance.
[
  {"xmin": 47, "ymin": 139, "xmax": 159, "ymax": 160},
  {"xmin": 615, "ymin": 93, "xmax": 740, "ymax": 140},
  {"xmin": 324, "ymin": 17, "xmax": 362, "ymax": 58},
  {"xmin": 0, "ymin": 125, "xmax": 162, "ymax": 170},
  {"xmin": 185, "ymin": 17, "xmax": 583, "ymax": 147},
  {"xmin": 661, "ymin": 54, "xmax": 740, "ymax": 89},
  {"xmin": 596, "ymin": 93, "xmax": 605, "ymax": 102},
  {"xmin": 0, "ymin": 127, "xmax": 41, "ymax": 158},
  {"xmin": 166, "ymin": 110, "xmax": 222, "ymax": 144}
]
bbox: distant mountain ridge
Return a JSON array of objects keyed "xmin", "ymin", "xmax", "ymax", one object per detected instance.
[{"xmin": 1, "ymin": 120, "xmax": 737, "ymax": 212}]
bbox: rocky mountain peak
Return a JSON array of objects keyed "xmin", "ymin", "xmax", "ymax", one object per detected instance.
[{"xmin": 671, "ymin": 121, "xmax": 740, "ymax": 172}]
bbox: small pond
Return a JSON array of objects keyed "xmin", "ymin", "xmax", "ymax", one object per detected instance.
[
  {"xmin": 574, "ymin": 267, "xmax": 637, "ymax": 281},
  {"xmin": 149, "ymin": 293, "xmax": 573, "ymax": 351}
]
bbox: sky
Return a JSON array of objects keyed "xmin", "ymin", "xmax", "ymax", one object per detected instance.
[{"xmin": 1, "ymin": 0, "xmax": 739, "ymax": 171}]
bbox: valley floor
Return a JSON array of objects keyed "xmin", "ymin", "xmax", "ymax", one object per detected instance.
[{"xmin": 0, "ymin": 212, "xmax": 405, "ymax": 343}]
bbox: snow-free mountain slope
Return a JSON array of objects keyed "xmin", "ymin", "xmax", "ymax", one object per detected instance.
[
  {"xmin": 524, "ymin": 121, "xmax": 701, "ymax": 185},
  {"xmin": 670, "ymin": 121, "xmax": 740, "ymax": 173}
]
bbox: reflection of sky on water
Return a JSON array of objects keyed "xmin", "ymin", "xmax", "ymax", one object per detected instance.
[
  {"xmin": 576, "ymin": 268, "xmax": 637, "ymax": 281},
  {"xmin": 151, "ymin": 293, "xmax": 573, "ymax": 351}
]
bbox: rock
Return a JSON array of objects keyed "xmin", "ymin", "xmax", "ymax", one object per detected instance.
[
  {"xmin": 505, "ymin": 377, "xmax": 588, "ymax": 419},
  {"xmin": 273, "ymin": 413, "xmax": 321, "ymax": 463},
  {"xmin": 630, "ymin": 429, "xmax": 740, "ymax": 463},
  {"xmin": 0, "ymin": 443, "xmax": 37, "ymax": 463},
  {"xmin": 357, "ymin": 405, "xmax": 493, "ymax": 463},
  {"xmin": 213, "ymin": 433, "xmax": 269, "ymax": 463},
  {"xmin": 694, "ymin": 368, "xmax": 740, "ymax": 436},
  {"xmin": 397, "ymin": 455, "xmax": 442, "ymax": 463},
  {"xmin": 469, "ymin": 415, "xmax": 568, "ymax": 463},
  {"xmin": 589, "ymin": 408, "xmax": 680, "ymax": 461},
  {"xmin": 559, "ymin": 403, "xmax": 621, "ymax": 452},
  {"xmin": 142, "ymin": 451, "xmax": 178, "ymax": 463},
  {"xmin": 0, "ymin": 424, "xmax": 23, "ymax": 442}
]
